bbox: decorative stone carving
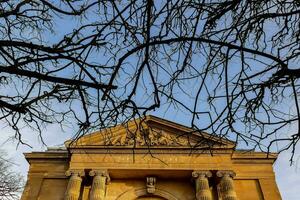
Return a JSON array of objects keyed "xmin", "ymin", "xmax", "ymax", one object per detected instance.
[
  {"xmin": 146, "ymin": 177, "xmax": 156, "ymax": 194},
  {"xmin": 89, "ymin": 170, "xmax": 110, "ymax": 200},
  {"xmin": 216, "ymin": 171, "xmax": 237, "ymax": 200},
  {"xmin": 64, "ymin": 170, "xmax": 84, "ymax": 200},
  {"xmin": 192, "ymin": 171, "xmax": 212, "ymax": 200},
  {"xmin": 105, "ymin": 128, "xmax": 193, "ymax": 146}
]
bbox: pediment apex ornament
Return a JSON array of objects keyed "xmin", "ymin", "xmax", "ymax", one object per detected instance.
[
  {"xmin": 192, "ymin": 170, "xmax": 212, "ymax": 178},
  {"xmin": 65, "ymin": 169, "xmax": 85, "ymax": 177},
  {"xmin": 146, "ymin": 176, "xmax": 156, "ymax": 194},
  {"xmin": 216, "ymin": 170, "xmax": 236, "ymax": 178}
]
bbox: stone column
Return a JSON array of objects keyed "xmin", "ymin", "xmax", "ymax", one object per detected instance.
[
  {"xmin": 64, "ymin": 170, "xmax": 84, "ymax": 200},
  {"xmin": 192, "ymin": 170, "xmax": 212, "ymax": 200},
  {"xmin": 89, "ymin": 170, "xmax": 110, "ymax": 200},
  {"xmin": 216, "ymin": 170, "xmax": 237, "ymax": 200}
]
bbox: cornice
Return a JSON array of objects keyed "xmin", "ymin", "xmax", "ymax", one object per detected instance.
[
  {"xmin": 231, "ymin": 151, "xmax": 278, "ymax": 164},
  {"xmin": 68, "ymin": 147, "xmax": 234, "ymax": 154},
  {"xmin": 24, "ymin": 151, "xmax": 69, "ymax": 163}
]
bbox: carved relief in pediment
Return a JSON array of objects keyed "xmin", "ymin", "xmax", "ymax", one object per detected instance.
[
  {"xmin": 104, "ymin": 128, "xmax": 192, "ymax": 146},
  {"xmin": 66, "ymin": 116, "xmax": 235, "ymax": 148}
]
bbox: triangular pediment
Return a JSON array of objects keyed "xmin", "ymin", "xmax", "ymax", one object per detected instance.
[{"xmin": 65, "ymin": 116, "xmax": 235, "ymax": 149}]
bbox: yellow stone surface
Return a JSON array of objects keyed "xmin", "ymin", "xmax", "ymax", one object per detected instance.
[{"xmin": 21, "ymin": 116, "xmax": 281, "ymax": 200}]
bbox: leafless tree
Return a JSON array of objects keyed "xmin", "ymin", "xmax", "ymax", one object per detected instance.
[
  {"xmin": 0, "ymin": 150, "xmax": 23, "ymax": 200},
  {"xmin": 0, "ymin": 1, "xmax": 299, "ymax": 161}
]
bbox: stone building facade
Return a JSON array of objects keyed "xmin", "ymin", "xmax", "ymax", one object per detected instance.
[{"xmin": 21, "ymin": 116, "xmax": 281, "ymax": 200}]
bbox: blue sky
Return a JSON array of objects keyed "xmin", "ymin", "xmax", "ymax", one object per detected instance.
[{"xmin": 0, "ymin": 2, "xmax": 299, "ymax": 199}]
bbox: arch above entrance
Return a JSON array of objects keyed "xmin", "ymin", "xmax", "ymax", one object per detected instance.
[{"xmin": 116, "ymin": 188, "xmax": 179, "ymax": 200}]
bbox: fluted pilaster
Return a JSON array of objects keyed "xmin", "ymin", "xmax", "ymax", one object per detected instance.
[
  {"xmin": 217, "ymin": 171, "xmax": 237, "ymax": 200},
  {"xmin": 64, "ymin": 170, "xmax": 84, "ymax": 200},
  {"xmin": 89, "ymin": 170, "xmax": 110, "ymax": 200},
  {"xmin": 192, "ymin": 170, "xmax": 212, "ymax": 200}
]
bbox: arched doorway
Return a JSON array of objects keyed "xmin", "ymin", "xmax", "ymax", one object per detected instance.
[{"xmin": 116, "ymin": 188, "xmax": 178, "ymax": 200}]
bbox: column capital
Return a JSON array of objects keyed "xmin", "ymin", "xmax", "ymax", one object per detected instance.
[
  {"xmin": 192, "ymin": 170, "xmax": 212, "ymax": 179},
  {"xmin": 65, "ymin": 169, "xmax": 85, "ymax": 177},
  {"xmin": 89, "ymin": 169, "xmax": 110, "ymax": 183},
  {"xmin": 216, "ymin": 170, "xmax": 236, "ymax": 178}
]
